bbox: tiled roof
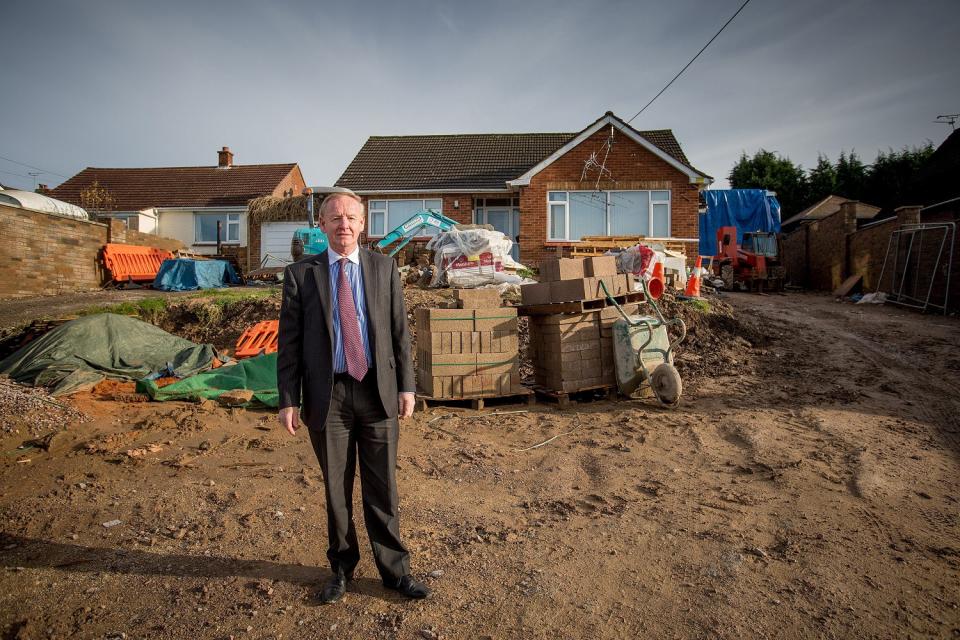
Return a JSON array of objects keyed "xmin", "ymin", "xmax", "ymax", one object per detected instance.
[
  {"xmin": 49, "ymin": 163, "xmax": 299, "ymax": 211},
  {"xmin": 782, "ymin": 195, "xmax": 881, "ymax": 227},
  {"xmin": 336, "ymin": 119, "xmax": 700, "ymax": 191}
]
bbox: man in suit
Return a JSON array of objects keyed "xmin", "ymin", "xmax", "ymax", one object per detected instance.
[{"xmin": 277, "ymin": 191, "xmax": 429, "ymax": 604}]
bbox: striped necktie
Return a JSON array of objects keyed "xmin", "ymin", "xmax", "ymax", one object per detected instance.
[{"xmin": 337, "ymin": 258, "xmax": 368, "ymax": 381}]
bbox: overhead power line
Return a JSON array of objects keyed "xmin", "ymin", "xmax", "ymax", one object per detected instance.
[
  {"xmin": 0, "ymin": 154, "xmax": 68, "ymax": 179},
  {"xmin": 627, "ymin": 0, "xmax": 753, "ymax": 125}
]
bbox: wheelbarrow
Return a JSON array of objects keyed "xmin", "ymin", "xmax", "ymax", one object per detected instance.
[{"xmin": 599, "ymin": 279, "xmax": 687, "ymax": 407}]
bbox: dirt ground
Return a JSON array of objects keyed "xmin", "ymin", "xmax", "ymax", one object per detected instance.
[{"xmin": 0, "ymin": 291, "xmax": 958, "ymax": 639}]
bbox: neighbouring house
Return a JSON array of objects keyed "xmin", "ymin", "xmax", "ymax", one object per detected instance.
[
  {"xmin": 334, "ymin": 111, "xmax": 712, "ymax": 265},
  {"xmin": 780, "ymin": 195, "xmax": 881, "ymax": 233},
  {"xmin": 48, "ymin": 147, "xmax": 305, "ymax": 256}
]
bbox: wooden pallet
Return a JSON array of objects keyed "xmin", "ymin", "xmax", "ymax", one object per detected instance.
[
  {"xmin": 528, "ymin": 384, "xmax": 616, "ymax": 407},
  {"xmin": 417, "ymin": 389, "xmax": 535, "ymax": 411},
  {"xmin": 518, "ymin": 291, "xmax": 645, "ymax": 316},
  {"xmin": 570, "ymin": 236, "xmax": 691, "ymax": 257}
]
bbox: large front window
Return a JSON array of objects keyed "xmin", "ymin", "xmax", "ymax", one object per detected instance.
[
  {"xmin": 367, "ymin": 199, "xmax": 442, "ymax": 238},
  {"xmin": 547, "ymin": 190, "xmax": 671, "ymax": 241},
  {"xmin": 195, "ymin": 212, "xmax": 240, "ymax": 243}
]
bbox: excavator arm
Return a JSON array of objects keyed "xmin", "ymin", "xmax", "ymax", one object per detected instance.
[{"xmin": 374, "ymin": 209, "xmax": 460, "ymax": 257}]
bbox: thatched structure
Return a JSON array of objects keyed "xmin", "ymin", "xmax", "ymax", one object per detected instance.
[{"xmin": 247, "ymin": 194, "xmax": 310, "ymax": 225}]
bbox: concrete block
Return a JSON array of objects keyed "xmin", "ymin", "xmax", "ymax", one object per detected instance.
[{"xmin": 540, "ymin": 258, "xmax": 584, "ymax": 282}]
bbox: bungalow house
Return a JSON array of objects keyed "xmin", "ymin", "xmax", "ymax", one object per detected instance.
[
  {"xmin": 48, "ymin": 147, "xmax": 305, "ymax": 255},
  {"xmin": 335, "ymin": 111, "xmax": 712, "ymax": 265},
  {"xmin": 781, "ymin": 195, "xmax": 881, "ymax": 233}
]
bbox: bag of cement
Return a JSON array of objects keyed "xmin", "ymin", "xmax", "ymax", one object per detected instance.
[{"xmin": 427, "ymin": 228, "xmax": 520, "ymax": 287}]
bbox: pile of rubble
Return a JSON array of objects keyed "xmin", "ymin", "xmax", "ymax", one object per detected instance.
[{"xmin": 0, "ymin": 376, "xmax": 89, "ymax": 437}]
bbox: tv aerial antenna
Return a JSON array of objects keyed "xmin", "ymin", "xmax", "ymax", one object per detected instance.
[
  {"xmin": 935, "ymin": 114, "xmax": 958, "ymax": 131},
  {"xmin": 580, "ymin": 124, "xmax": 617, "ymax": 190}
]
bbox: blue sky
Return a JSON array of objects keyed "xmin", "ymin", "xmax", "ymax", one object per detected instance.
[{"xmin": 1, "ymin": 0, "xmax": 957, "ymax": 191}]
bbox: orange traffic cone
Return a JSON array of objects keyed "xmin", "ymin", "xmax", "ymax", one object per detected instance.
[
  {"xmin": 684, "ymin": 257, "xmax": 702, "ymax": 297},
  {"xmin": 648, "ymin": 261, "xmax": 664, "ymax": 299}
]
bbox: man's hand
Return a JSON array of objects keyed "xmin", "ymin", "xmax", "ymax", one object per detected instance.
[
  {"xmin": 279, "ymin": 406, "xmax": 299, "ymax": 436},
  {"xmin": 398, "ymin": 392, "xmax": 415, "ymax": 420}
]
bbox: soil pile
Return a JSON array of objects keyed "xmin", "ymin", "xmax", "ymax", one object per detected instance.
[
  {"xmin": 656, "ymin": 293, "xmax": 774, "ymax": 381},
  {"xmin": 157, "ymin": 294, "xmax": 282, "ymax": 352}
]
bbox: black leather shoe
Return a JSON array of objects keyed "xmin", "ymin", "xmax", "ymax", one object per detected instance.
[
  {"xmin": 385, "ymin": 574, "xmax": 430, "ymax": 599},
  {"xmin": 318, "ymin": 573, "xmax": 348, "ymax": 604}
]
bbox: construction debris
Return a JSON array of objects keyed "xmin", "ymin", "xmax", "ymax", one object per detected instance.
[{"xmin": 0, "ymin": 376, "xmax": 88, "ymax": 436}]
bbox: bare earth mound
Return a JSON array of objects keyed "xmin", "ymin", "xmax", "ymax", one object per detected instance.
[{"xmin": 0, "ymin": 290, "xmax": 957, "ymax": 639}]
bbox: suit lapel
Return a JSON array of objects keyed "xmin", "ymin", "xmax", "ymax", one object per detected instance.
[
  {"xmin": 310, "ymin": 251, "xmax": 334, "ymax": 342},
  {"xmin": 359, "ymin": 249, "xmax": 379, "ymax": 350}
]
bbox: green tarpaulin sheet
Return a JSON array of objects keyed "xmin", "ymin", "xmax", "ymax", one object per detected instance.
[
  {"xmin": 137, "ymin": 353, "xmax": 278, "ymax": 407},
  {"xmin": 0, "ymin": 313, "xmax": 217, "ymax": 396}
]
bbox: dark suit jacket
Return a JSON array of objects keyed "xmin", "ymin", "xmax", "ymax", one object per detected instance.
[{"xmin": 276, "ymin": 248, "xmax": 415, "ymax": 431}]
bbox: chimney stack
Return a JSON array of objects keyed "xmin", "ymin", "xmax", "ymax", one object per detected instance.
[{"xmin": 218, "ymin": 146, "xmax": 234, "ymax": 168}]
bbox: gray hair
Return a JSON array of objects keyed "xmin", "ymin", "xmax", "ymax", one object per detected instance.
[{"xmin": 319, "ymin": 191, "xmax": 363, "ymax": 219}]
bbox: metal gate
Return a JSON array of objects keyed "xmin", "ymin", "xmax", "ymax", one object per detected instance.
[{"xmin": 876, "ymin": 222, "xmax": 955, "ymax": 314}]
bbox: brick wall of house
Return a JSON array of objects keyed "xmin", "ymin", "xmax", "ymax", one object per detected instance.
[
  {"xmin": 271, "ymin": 167, "xmax": 307, "ymax": 199},
  {"xmin": 518, "ymin": 127, "xmax": 702, "ymax": 266},
  {"xmin": 0, "ymin": 204, "xmax": 185, "ymax": 298}
]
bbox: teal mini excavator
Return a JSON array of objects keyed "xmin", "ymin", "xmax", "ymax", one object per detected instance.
[
  {"xmin": 291, "ymin": 190, "xmax": 461, "ymax": 261},
  {"xmin": 374, "ymin": 209, "xmax": 460, "ymax": 257}
]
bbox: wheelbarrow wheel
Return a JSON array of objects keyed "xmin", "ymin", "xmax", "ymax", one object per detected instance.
[{"xmin": 651, "ymin": 363, "xmax": 682, "ymax": 407}]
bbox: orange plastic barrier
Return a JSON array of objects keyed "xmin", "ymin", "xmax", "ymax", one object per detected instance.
[
  {"xmin": 102, "ymin": 243, "xmax": 174, "ymax": 282},
  {"xmin": 235, "ymin": 320, "xmax": 279, "ymax": 358}
]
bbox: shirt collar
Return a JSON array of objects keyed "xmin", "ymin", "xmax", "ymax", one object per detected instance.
[{"xmin": 328, "ymin": 246, "xmax": 361, "ymax": 265}]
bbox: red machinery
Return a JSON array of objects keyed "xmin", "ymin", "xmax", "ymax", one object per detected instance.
[{"xmin": 712, "ymin": 226, "xmax": 786, "ymax": 291}]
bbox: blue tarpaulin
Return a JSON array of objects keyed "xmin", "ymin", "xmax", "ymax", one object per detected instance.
[
  {"xmin": 153, "ymin": 259, "xmax": 241, "ymax": 291},
  {"xmin": 699, "ymin": 190, "xmax": 781, "ymax": 257}
]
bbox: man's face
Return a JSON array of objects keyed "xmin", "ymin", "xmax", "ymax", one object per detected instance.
[{"xmin": 319, "ymin": 196, "xmax": 365, "ymax": 255}]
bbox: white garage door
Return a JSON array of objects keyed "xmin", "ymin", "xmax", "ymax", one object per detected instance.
[{"xmin": 260, "ymin": 222, "xmax": 303, "ymax": 267}]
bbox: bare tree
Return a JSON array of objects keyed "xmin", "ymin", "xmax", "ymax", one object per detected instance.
[{"xmin": 79, "ymin": 180, "xmax": 116, "ymax": 221}]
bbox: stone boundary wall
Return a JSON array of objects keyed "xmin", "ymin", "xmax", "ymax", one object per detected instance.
[
  {"xmin": 783, "ymin": 202, "xmax": 923, "ymax": 294},
  {"xmin": 0, "ymin": 204, "xmax": 183, "ymax": 298}
]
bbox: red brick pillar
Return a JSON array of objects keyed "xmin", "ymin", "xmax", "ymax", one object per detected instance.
[{"xmin": 895, "ymin": 205, "xmax": 921, "ymax": 226}]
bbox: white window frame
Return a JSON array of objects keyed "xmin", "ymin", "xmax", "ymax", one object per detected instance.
[
  {"xmin": 546, "ymin": 190, "xmax": 671, "ymax": 241},
  {"xmin": 366, "ymin": 198, "xmax": 443, "ymax": 238},
  {"xmin": 194, "ymin": 212, "xmax": 241, "ymax": 245}
]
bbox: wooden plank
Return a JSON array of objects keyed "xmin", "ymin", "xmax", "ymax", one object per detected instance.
[
  {"xmin": 833, "ymin": 274, "xmax": 862, "ymax": 297},
  {"xmin": 517, "ymin": 291, "xmax": 645, "ymax": 316},
  {"xmin": 528, "ymin": 383, "xmax": 615, "ymax": 405}
]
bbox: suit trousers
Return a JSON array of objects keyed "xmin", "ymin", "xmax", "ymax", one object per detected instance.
[{"xmin": 308, "ymin": 370, "xmax": 410, "ymax": 583}]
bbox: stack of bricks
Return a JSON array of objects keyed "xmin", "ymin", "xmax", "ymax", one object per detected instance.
[
  {"xmin": 522, "ymin": 256, "xmax": 640, "ymax": 393},
  {"xmin": 415, "ymin": 288, "xmax": 523, "ymax": 398},
  {"xmin": 519, "ymin": 256, "xmax": 634, "ymax": 306},
  {"xmin": 529, "ymin": 305, "xmax": 640, "ymax": 392}
]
